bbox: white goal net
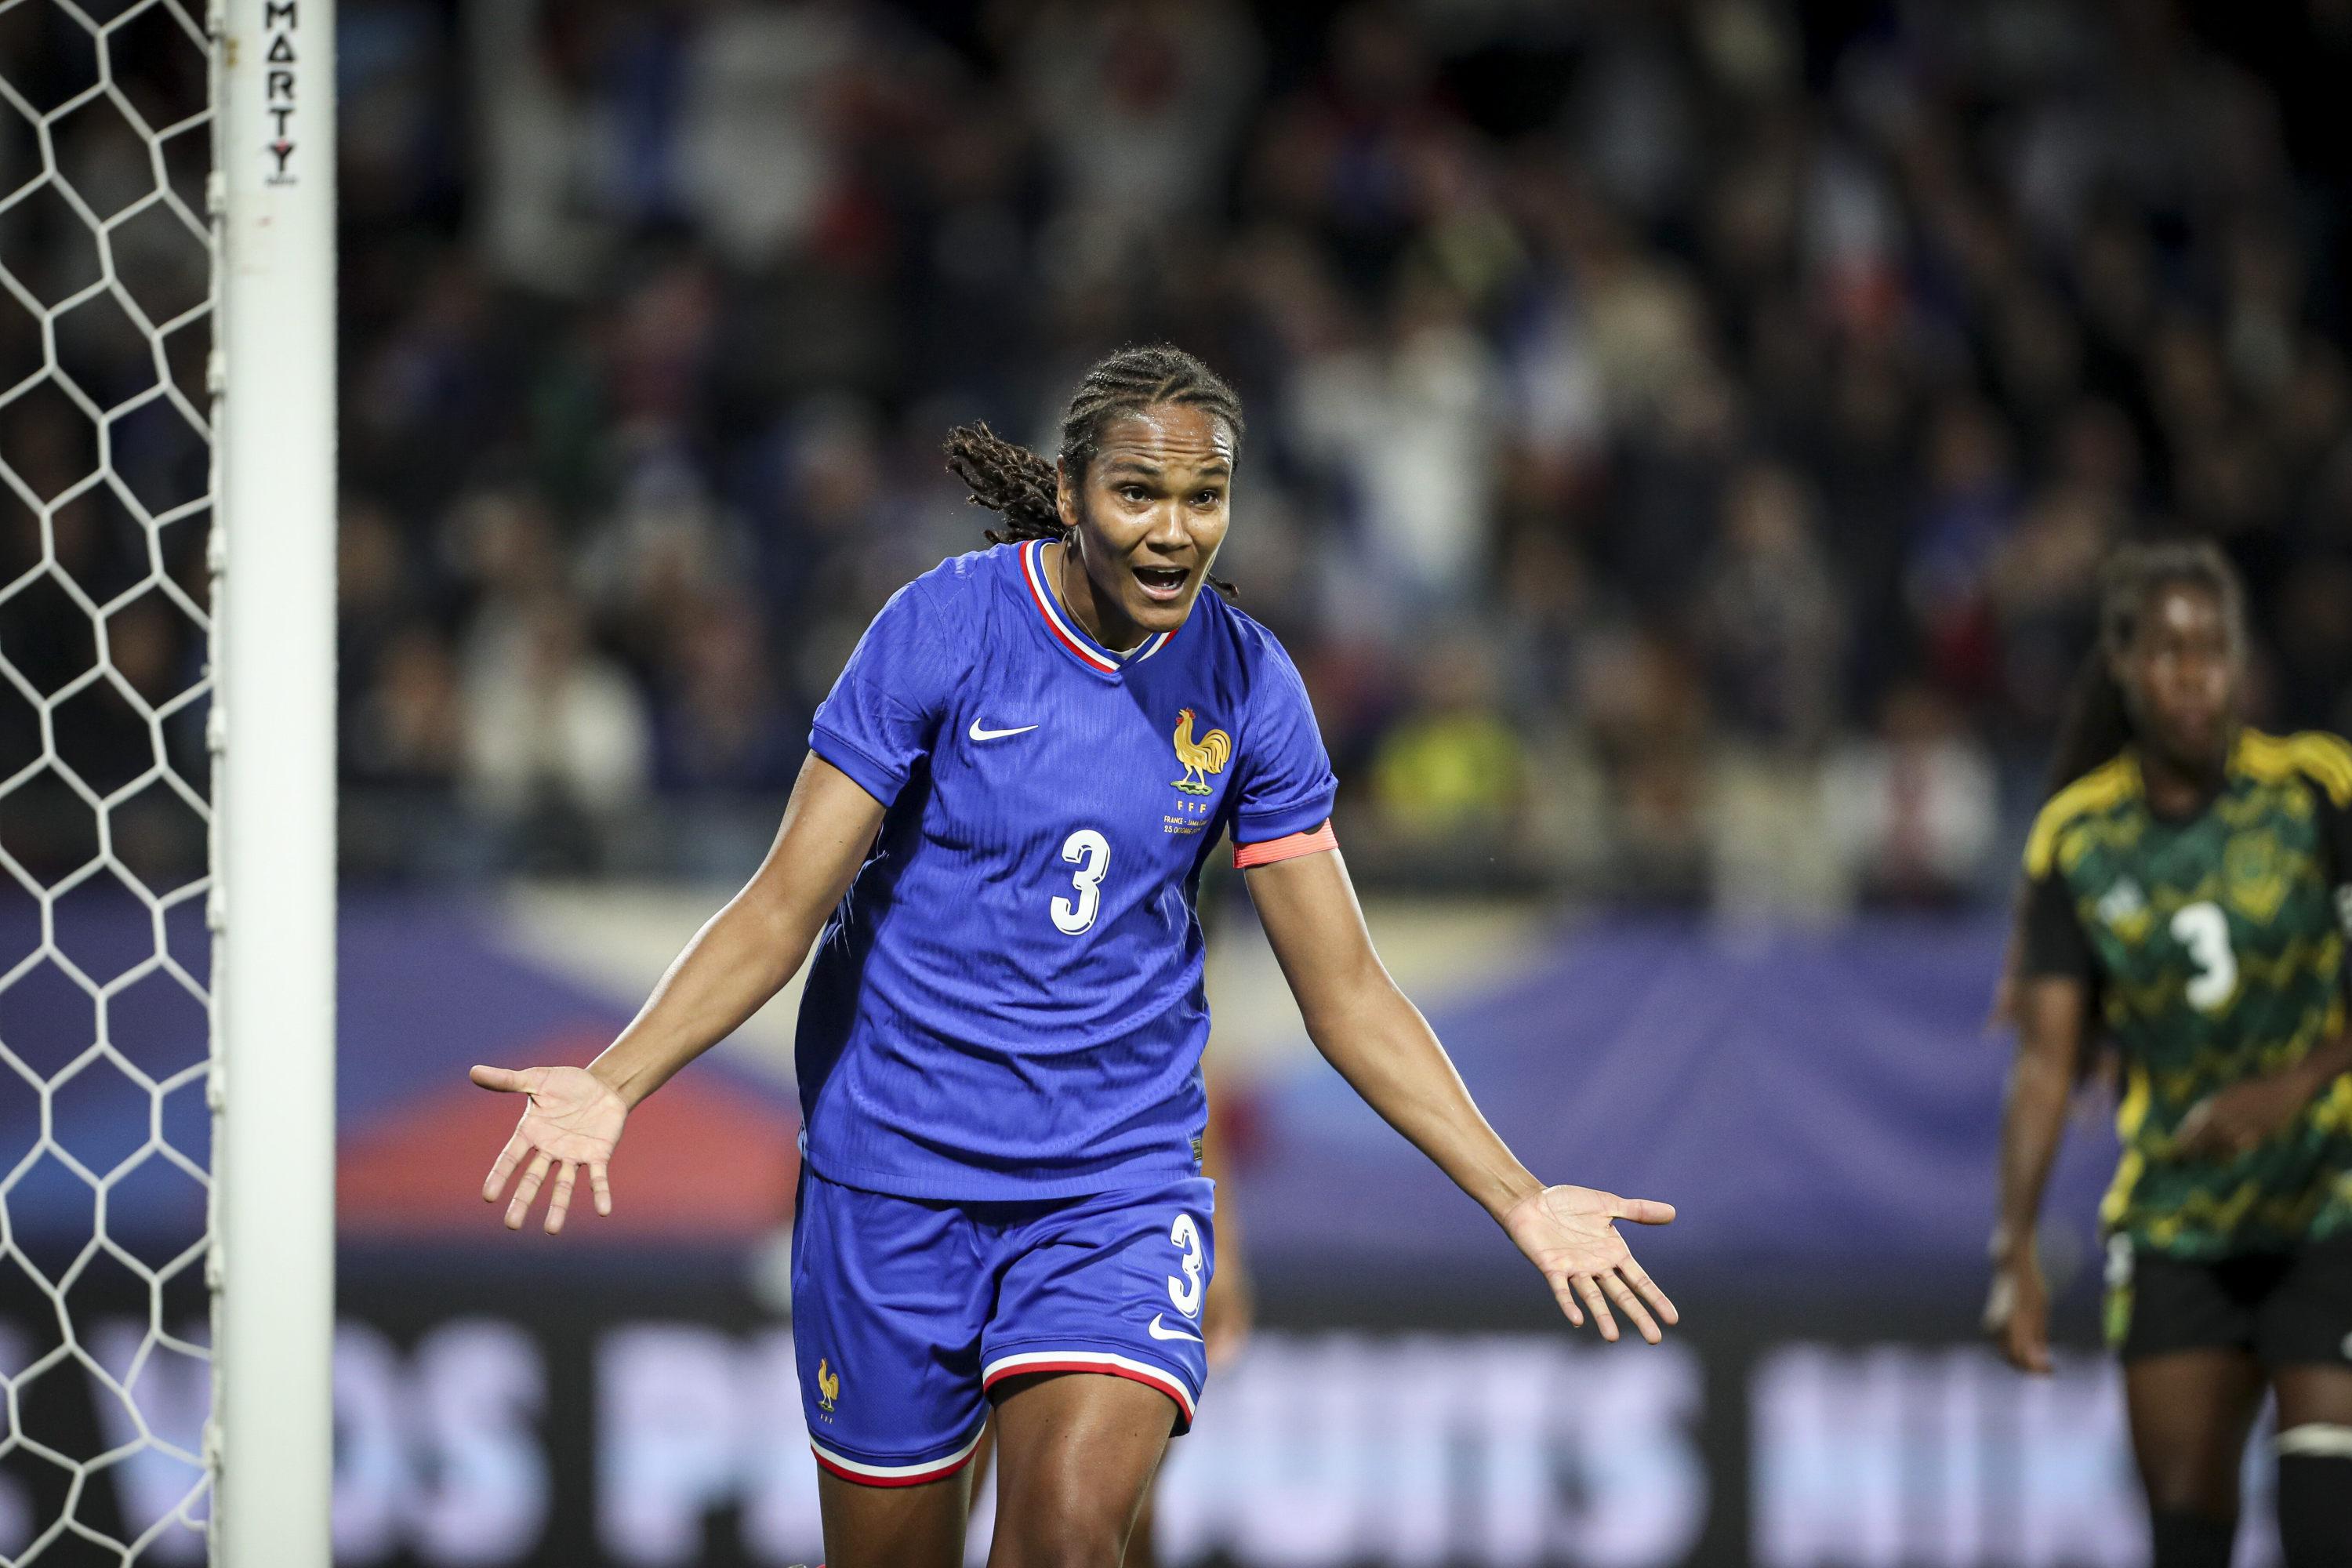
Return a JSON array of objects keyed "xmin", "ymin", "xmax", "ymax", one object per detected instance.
[
  {"xmin": 0, "ymin": 0, "xmax": 335, "ymax": 1558},
  {"xmin": 0, "ymin": 0, "xmax": 220, "ymax": 1559}
]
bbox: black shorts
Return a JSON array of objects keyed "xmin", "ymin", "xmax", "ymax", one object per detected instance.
[{"xmin": 2107, "ymin": 1234, "xmax": 2352, "ymax": 1367}]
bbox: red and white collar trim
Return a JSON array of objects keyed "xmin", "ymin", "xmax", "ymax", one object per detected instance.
[{"xmin": 1021, "ymin": 539, "xmax": 1173, "ymax": 673}]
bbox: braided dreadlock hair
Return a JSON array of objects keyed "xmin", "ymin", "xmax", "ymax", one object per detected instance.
[
  {"xmin": 942, "ymin": 345, "xmax": 1247, "ymax": 595},
  {"xmin": 1993, "ymin": 539, "xmax": 2246, "ymax": 1039},
  {"xmin": 2037, "ymin": 539, "xmax": 2245, "ymax": 799}
]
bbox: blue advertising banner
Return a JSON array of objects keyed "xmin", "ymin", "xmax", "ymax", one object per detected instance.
[{"xmin": 0, "ymin": 893, "xmax": 2194, "ymax": 1566}]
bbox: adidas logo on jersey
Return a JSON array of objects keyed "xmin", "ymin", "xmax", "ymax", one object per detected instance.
[{"xmin": 2099, "ymin": 879, "xmax": 2147, "ymax": 928}]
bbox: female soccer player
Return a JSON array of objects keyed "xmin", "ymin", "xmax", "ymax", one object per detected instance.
[
  {"xmin": 1987, "ymin": 540, "xmax": 2352, "ymax": 1568},
  {"xmin": 470, "ymin": 346, "xmax": 1677, "ymax": 1568}
]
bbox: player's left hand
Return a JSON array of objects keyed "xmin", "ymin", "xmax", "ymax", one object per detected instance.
[
  {"xmin": 1499, "ymin": 1185, "xmax": 1679, "ymax": 1343},
  {"xmin": 2176, "ymin": 1071, "xmax": 2310, "ymax": 1159}
]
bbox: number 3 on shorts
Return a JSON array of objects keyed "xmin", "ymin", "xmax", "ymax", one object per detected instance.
[{"xmin": 1167, "ymin": 1213, "xmax": 1206, "ymax": 1317}]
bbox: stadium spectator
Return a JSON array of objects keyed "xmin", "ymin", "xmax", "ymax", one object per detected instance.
[{"xmin": 24, "ymin": 0, "xmax": 2352, "ymax": 900}]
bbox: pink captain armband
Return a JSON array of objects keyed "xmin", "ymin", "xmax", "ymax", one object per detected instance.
[{"xmin": 1232, "ymin": 820, "xmax": 1338, "ymax": 869}]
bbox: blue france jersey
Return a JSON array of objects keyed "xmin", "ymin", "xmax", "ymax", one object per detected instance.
[{"xmin": 797, "ymin": 541, "xmax": 1337, "ymax": 1200}]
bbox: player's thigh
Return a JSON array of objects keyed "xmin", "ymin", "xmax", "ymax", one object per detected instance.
[
  {"xmin": 2261, "ymin": 1235, "xmax": 2352, "ymax": 1425},
  {"xmin": 968, "ymin": 1409, "xmax": 1168, "ymax": 1568},
  {"xmin": 2274, "ymin": 1363, "xmax": 2352, "ymax": 1428},
  {"xmin": 819, "ymin": 1467, "xmax": 972, "ymax": 1568},
  {"xmin": 975, "ymin": 1177, "xmax": 1210, "ymax": 1566},
  {"xmin": 2117, "ymin": 1246, "xmax": 2270, "ymax": 1515},
  {"xmin": 1123, "ymin": 1475, "xmax": 1161, "ymax": 1568},
  {"xmin": 986, "ymin": 1369, "xmax": 1175, "ymax": 1568},
  {"xmin": 2258, "ymin": 1241, "xmax": 2352, "ymax": 1457},
  {"xmin": 2263, "ymin": 1240, "xmax": 2352, "ymax": 1568},
  {"xmin": 2125, "ymin": 1348, "xmax": 2268, "ymax": 1515}
]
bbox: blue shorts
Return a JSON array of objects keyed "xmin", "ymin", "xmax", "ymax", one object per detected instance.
[{"xmin": 790, "ymin": 1166, "xmax": 1215, "ymax": 1486}]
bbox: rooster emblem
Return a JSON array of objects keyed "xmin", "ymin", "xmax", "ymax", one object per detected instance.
[
  {"xmin": 1171, "ymin": 708, "xmax": 1231, "ymax": 795},
  {"xmin": 816, "ymin": 1358, "xmax": 840, "ymax": 1411}
]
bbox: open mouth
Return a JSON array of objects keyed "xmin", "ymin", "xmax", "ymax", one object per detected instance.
[{"xmin": 1132, "ymin": 564, "xmax": 1189, "ymax": 602}]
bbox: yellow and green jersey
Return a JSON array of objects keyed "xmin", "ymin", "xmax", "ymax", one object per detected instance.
[{"xmin": 2020, "ymin": 729, "xmax": 2352, "ymax": 1259}]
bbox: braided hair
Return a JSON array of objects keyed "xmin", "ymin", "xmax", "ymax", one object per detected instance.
[
  {"xmin": 2038, "ymin": 539, "xmax": 2245, "ymax": 798},
  {"xmin": 1994, "ymin": 539, "xmax": 2246, "ymax": 1036},
  {"xmin": 942, "ymin": 345, "xmax": 1247, "ymax": 596}
]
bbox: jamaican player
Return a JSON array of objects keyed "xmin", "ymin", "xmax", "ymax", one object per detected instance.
[{"xmin": 1987, "ymin": 541, "xmax": 2352, "ymax": 1568}]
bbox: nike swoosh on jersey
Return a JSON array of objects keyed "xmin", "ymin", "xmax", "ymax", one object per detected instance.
[
  {"xmin": 967, "ymin": 720, "xmax": 1040, "ymax": 741},
  {"xmin": 1146, "ymin": 1313, "xmax": 1203, "ymax": 1343}
]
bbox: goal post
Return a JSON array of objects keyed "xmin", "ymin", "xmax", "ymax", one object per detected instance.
[
  {"xmin": 0, "ymin": 0, "xmax": 332, "ymax": 1556},
  {"xmin": 210, "ymin": 0, "xmax": 334, "ymax": 1559}
]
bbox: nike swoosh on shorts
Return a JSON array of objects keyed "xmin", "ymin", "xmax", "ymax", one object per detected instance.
[{"xmin": 1147, "ymin": 1313, "xmax": 1203, "ymax": 1343}]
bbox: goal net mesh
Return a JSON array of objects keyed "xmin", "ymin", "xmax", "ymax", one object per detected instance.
[{"xmin": 0, "ymin": 0, "xmax": 219, "ymax": 1559}]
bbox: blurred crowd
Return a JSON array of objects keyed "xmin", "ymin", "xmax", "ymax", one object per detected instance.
[{"xmin": 13, "ymin": 0, "xmax": 2352, "ymax": 908}]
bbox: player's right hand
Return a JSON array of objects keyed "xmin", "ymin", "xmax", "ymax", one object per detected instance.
[
  {"xmin": 1983, "ymin": 1255, "xmax": 2052, "ymax": 1374},
  {"xmin": 470, "ymin": 1064, "xmax": 627, "ymax": 1235}
]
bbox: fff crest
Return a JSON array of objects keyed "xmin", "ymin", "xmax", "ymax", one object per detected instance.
[{"xmin": 1171, "ymin": 708, "xmax": 1230, "ymax": 795}]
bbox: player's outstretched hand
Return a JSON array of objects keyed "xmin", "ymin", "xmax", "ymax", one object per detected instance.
[
  {"xmin": 470, "ymin": 1064, "xmax": 626, "ymax": 1235},
  {"xmin": 1500, "ymin": 1185, "xmax": 1678, "ymax": 1343}
]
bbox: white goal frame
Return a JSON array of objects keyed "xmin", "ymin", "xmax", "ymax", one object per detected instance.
[{"xmin": 208, "ymin": 0, "xmax": 333, "ymax": 1559}]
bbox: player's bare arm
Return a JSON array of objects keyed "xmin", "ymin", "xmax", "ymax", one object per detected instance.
[
  {"xmin": 470, "ymin": 753, "xmax": 884, "ymax": 1232},
  {"xmin": 1243, "ymin": 846, "xmax": 1678, "ymax": 1343},
  {"xmin": 1985, "ymin": 974, "xmax": 2088, "ymax": 1374}
]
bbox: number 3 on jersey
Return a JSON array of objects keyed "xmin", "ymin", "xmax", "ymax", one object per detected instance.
[
  {"xmin": 2171, "ymin": 901, "xmax": 2237, "ymax": 1012},
  {"xmin": 1051, "ymin": 829, "xmax": 1110, "ymax": 935}
]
